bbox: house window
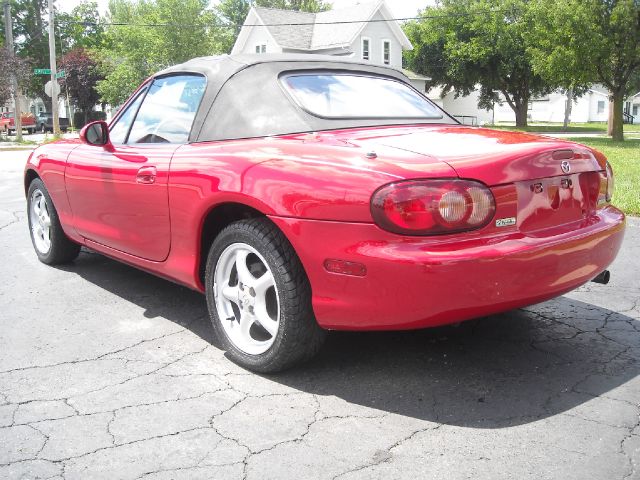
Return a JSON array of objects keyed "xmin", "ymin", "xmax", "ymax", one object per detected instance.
[
  {"xmin": 597, "ymin": 100, "xmax": 605, "ymax": 114},
  {"xmin": 255, "ymin": 44, "xmax": 266, "ymax": 54},
  {"xmin": 633, "ymin": 105, "xmax": 639, "ymax": 116},
  {"xmin": 362, "ymin": 38, "xmax": 370, "ymax": 60},
  {"xmin": 382, "ymin": 40, "xmax": 390, "ymax": 65}
]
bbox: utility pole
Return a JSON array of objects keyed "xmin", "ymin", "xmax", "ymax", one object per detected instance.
[
  {"xmin": 3, "ymin": 0, "xmax": 23, "ymax": 142},
  {"xmin": 47, "ymin": 0, "xmax": 60, "ymax": 136}
]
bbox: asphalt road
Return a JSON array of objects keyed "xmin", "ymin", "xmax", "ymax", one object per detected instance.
[{"xmin": 1, "ymin": 149, "xmax": 639, "ymax": 480}]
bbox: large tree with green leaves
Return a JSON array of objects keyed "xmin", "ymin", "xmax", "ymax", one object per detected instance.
[
  {"xmin": 404, "ymin": 0, "xmax": 557, "ymax": 127},
  {"xmin": 526, "ymin": 0, "xmax": 640, "ymax": 140},
  {"xmin": 1, "ymin": 0, "xmax": 49, "ymax": 99},
  {"xmin": 56, "ymin": 1, "xmax": 107, "ymax": 51},
  {"xmin": 96, "ymin": 0, "xmax": 228, "ymax": 106}
]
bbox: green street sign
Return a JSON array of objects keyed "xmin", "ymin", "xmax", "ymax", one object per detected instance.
[
  {"xmin": 55, "ymin": 70, "xmax": 65, "ymax": 79},
  {"xmin": 34, "ymin": 68, "xmax": 51, "ymax": 75}
]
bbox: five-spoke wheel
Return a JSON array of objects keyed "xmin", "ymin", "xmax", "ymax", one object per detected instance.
[
  {"xmin": 27, "ymin": 178, "xmax": 80, "ymax": 264},
  {"xmin": 29, "ymin": 188, "xmax": 52, "ymax": 255},
  {"xmin": 214, "ymin": 243, "xmax": 280, "ymax": 355},
  {"xmin": 205, "ymin": 218, "xmax": 326, "ymax": 373}
]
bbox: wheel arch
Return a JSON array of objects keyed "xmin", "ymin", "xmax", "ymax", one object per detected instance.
[
  {"xmin": 198, "ymin": 202, "xmax": 271, "ymax": 286},
  {"xmin": 24, "ymin": 168, "xmax": 41, "ymax": 196}
]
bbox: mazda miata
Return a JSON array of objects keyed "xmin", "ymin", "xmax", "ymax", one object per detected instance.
[{"xmin": 24, "ymin": 54, "xmax": 625, "ymax": 372}]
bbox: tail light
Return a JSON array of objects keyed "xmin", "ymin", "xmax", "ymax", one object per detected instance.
[
  {"xmin": 597, "ymin": 162, "xmax": 614, "ymax": 206},
  {"xmin": 371, "ymin": 179, "xmax": 496, "ymax": 235}
]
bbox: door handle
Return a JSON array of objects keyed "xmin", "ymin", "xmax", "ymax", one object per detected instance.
[{"xmin": 136, "ymin": 166, "xmax": 157, "ymax": 184}]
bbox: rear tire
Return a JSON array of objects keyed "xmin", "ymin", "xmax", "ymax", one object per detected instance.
[
  {"xmin": 27, "ymin": 178, "xmax": 81, "ymax": 265},
  {"xmin": 205, "ymin": 218, "xmax": 326, "ymax": 373}
]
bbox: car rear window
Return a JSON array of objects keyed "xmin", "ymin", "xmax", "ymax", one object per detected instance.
[{"xmin": 281, "ymin": 74, "xmax": 442, "ymax": 119}]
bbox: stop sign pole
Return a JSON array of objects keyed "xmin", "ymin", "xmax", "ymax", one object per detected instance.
[{"xmin": 47, "ymin": 0, "xmax": 60, "ymax": 136}]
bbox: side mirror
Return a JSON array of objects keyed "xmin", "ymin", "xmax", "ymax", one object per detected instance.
[{"xmin": 80, "ymin": 121, "xmax": 114, "ymax": 151}]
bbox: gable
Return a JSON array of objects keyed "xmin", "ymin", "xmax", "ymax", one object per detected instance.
[{"xmin": 232, "ymin": 1, "xmax": 412, "ymax": 54}]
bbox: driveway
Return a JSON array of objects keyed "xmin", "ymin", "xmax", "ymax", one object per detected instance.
[{"xmin": 1, "ymin": 150, "xmax": 639, "ymax": 480}]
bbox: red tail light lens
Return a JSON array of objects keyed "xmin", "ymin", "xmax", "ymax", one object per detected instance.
[
  {"xmin": 597, "ymin": 162, "xmax": 615, "ymax": 207},
  {"xmin": 371, "ymin": 179, "xmax": 496, "ymax": 235}
]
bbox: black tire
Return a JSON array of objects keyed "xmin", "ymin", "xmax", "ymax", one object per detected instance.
[
  {"xmin": 27, "ymin": 178, "xmax": 81, "ymax": 265},
  {"xmin": 26, "ymin": 128, "xmax": 34, "ymax": 135},
  {"xmin": 205, "ymin": 218, "xmax": 326, "ymax": 373}
]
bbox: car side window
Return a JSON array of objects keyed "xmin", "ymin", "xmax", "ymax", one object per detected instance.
[
  {"xmin": 109, "ymin": 87, "xmax": 148, "ymax": 144},
  {"xmin": 127, "ymin": 75, "xmax": 206, "ymax": 144}
]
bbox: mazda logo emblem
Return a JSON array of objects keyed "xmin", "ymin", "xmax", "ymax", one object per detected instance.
[{"xmin": 561, "ymin": 161, "xmax": 571, "ymax": 174}]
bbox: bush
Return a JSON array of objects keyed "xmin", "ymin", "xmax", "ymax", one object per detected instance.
[
  {"xmin": 73, "ymin": 110, "xmax": 106, "ymax": 129},
  {"xmin": 73, "ymin": 111, "xmax": 85, "ymax": 129},
  {"xmin": 88, "ymin": 110, "xmax": 107, "ymax": 122}
]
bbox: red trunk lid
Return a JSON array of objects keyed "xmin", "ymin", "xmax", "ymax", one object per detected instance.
[{"xmin": 334, "ymin": 125, "xmax": 606, "ymax": 233}]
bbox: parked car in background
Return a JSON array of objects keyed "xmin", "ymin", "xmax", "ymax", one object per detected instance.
[
  {"xmin": 24, "ymin": 54, "xmax": 625, "ymax": 372},
  {"xmin": 1, "ymin": 112, "xmax": 36, "ymax": 135},
  {"xmin": 35, "ymin": 112, "xmax": 69, "ymax": 133}
]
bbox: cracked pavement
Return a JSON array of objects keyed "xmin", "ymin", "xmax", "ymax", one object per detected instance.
[{"xmin": 1, "ymin": 150, "xmax": 639, "ymax": 479}]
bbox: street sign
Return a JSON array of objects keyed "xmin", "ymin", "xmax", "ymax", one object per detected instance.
[
  {"xmin": 34, "ymin": 68, "xmax": 51, "ymax": 75},
  {"xmin": 55, "ymin": 70, "xmax": 65, "ymax": 79}
]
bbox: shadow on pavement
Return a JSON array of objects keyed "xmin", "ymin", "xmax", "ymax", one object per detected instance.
[{"xmin": 62, "ymin": 249, "xmax": 639, "ymax": 428}]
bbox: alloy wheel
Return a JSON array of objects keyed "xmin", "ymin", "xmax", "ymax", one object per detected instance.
[
  {"xmin": 29, "ymin": 189, "xmax": 52, "ymax": 254},
  {"xmin": 213, "ymin": 242, "xmax": 280, "ymax": 355}
]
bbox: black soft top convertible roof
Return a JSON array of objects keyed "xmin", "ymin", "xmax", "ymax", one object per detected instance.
[{"xmin": 155, "ymin": 54, "xmax": 457, "ymax": 142}]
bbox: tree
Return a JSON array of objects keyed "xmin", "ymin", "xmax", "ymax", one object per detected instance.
[
  {"xmin": 58, "ymin": 48, "xmax": 104, "ymax": 126},
  {"xmin": 0, "ymin": 47, "xmax": 32, "ymax": 109},
  {"xmin": 56, "ymin": 1, "xmax": 107, "ymax": 51},
  {"xmin": 3, "ymin": 0, "xmax": 50, "ymax": 100},
  {"xmin": 96, "ymin": 0, "xmax": 227, "ymax": 106},
  {"xmin": 527, "ymin": 0, "xmax": 640, "ymax": 141},
  {"xmin": 404, "ymin": 0, "xmax": 557, "ymax": 127}
]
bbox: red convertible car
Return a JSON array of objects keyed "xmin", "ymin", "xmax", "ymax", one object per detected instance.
[{"xmin": 25, "ymin": 54, "xmax": 625, "ymax": 372}]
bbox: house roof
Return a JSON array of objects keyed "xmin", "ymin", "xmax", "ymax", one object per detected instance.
[
  {"xmin": 252, "ymin": 7, "xmax": 316, "ymax": 50},
  {"xmin": 232, "ymin": 1, "xmax": 412, "ymax": 54}
]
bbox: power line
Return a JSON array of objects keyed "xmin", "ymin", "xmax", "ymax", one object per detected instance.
[{"xmin": 58, "ymin": 8, "xmax": 516, "ymax": 29}]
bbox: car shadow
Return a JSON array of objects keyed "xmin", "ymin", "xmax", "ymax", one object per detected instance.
[{"xmin": 61, "ymin": 249, "xmax": 639, "ymax": 429}]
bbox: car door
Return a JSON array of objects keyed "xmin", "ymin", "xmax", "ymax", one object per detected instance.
[{"xmin": 65, "ymin": 74, "xmax": 207, "ymax": 261}]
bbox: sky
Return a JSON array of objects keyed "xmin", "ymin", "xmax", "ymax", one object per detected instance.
[{"xmin": 55, "ymin": 0, "xmax": 431, "ymax": 20}]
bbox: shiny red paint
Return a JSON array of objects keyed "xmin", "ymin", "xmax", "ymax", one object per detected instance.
[{"xmin": 24, "ymin": 123, "xmax": 625, "ymax": 330}]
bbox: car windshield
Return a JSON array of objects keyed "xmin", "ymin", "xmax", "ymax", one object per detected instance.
[{"xmin": 282, "ymin": 74, "xmax": 442, "ymax": 119}]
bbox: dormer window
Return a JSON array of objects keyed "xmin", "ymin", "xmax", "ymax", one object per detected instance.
[
  {"xmin": 255, "ymin": 44, "xmax": 267, "ymax": 54},
  {"xmin": 362, "ymin": 38, "xmax": 370, "ymax": 60}
]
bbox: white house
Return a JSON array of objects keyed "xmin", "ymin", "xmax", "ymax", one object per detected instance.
[
  {"xmin": 231, "ymin": 1, "xmax": 422, "ymax": 87},
  {"xmin": 427, "ymin": 85, "xmax": 640, "ymax": 126}
]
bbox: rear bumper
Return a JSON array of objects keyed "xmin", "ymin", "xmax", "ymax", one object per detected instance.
[{"xmin": 270, "ymin": 206, "xmax": 626, "ymax": 330}]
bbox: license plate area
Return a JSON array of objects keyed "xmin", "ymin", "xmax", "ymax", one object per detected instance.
[{"xmin": 516, "ymin": 172, "xmax": 599, "ymax": 233}]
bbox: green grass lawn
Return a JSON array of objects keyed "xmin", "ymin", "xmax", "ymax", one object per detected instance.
[
  {"xmin": 568, "ymin": 137, "xmax": 640, "ymax": 215},
  {"xmin": 490, "ymin": 122, "xmax": 640, "ymax": 133}
]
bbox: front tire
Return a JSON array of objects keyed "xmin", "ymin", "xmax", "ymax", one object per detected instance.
[
  {"xmin": 205, "ymin": 218, "xmax": 326, "ymax": 373},
  {"xmin": 27, "ymin": 178, "xmax": 81, "ymax": 264}
]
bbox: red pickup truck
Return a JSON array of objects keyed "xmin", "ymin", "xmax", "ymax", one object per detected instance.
[{"xmin": 0, "ymin": 112, "xmax": 36, "ymax": 135}]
